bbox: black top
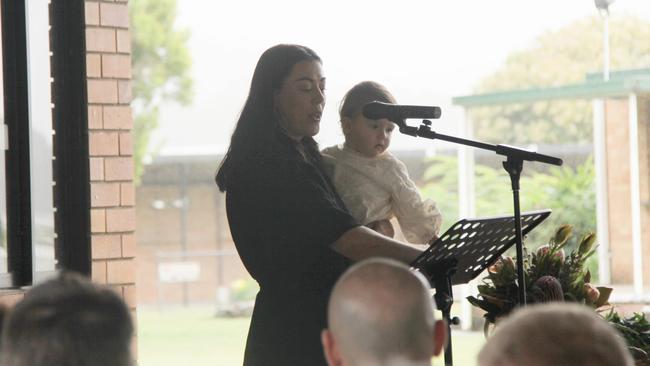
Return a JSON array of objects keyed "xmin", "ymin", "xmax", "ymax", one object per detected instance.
[{"xmin": 226, "ymin": 138, "xmax": 358, "ymax": 365}]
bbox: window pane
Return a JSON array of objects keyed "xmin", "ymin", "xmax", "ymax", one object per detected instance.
[{"xmin": 25, "ymin": 0, "xmax": 55, "ymax": 274}]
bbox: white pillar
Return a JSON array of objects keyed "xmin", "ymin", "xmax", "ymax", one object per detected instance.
[
  {"xmin": 457, "ymin": 109, "xmax": 475, "ymax": 220},
  {"xmin": 628, "ymin": 94, "xmax": 644, "ymax": 296},
  {"xmin": 457, "ymin": 108, "xmax": 475, "ymax": 331},
  {"xmin": 592, "ymin": 99, "xmax": 611, "ymax": 284}
]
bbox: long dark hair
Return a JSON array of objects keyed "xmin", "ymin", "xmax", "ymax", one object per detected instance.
[{"xmin": 216, "ymin": 44, "xmax": 322, "ymax": 192}]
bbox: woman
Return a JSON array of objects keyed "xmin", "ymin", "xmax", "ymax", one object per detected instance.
[{"xmin": 216, "ymin": 44, "xmax": 423, "ymax": 365}]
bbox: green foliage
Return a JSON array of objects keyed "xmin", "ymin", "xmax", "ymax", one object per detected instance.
[
  {"xmin": 471, "ymin": 15, "xmax": 650, "ymax": 145},
  {"xmin": 604, "ymin": 310, "xmax": 650, "ymax": 362},
  {"xmin": 520, "ymin": 156, "xmax": 596, "ymax": 251},
  {"xmin": 230, "ymin": 278, "xmax": 259, "ymax": 302},
  {"xmin": 421, "ymin": 156, "xmax": 596, "ymax": 247},
  {"xmin": 130, "ymin": 0, "xmax": 193, "ymax": 182}
]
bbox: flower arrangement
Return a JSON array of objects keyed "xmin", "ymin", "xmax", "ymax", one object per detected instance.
[
  {"xmin": 467, "ymin": 224, "xmax": 650, "ymax": 364},
  {"xmin": 466, "ymin": 224, "xmax": 612, "ymax": 326}
]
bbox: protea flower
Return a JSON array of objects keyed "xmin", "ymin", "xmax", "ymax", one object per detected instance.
[
  {"xmin": 536, "ymin": 244, "xmax": 550, "ymax": 257},
  {"xmin": 488, "ymin": 256, "xmax": 515, "ymax": 274},
  {"xmin": 584, "ymin": 283, "xmax": 601, "ymax": 302},
  {"xmin": 502, "ymin": 256, "xmax": 515, "ymax": 272},
  {"xmin": 555, "ymin": 248, "xmax": 565, "ymax": 264}
]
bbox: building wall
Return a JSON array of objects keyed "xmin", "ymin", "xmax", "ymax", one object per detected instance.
[
  {"xmin": 637, "ymin": 95, "xmax": 650, "ymax": 286},
  {"xmin": 136, "ymin": 182, "xmax": 250, "ymax": 305},
  {"xmin": 605, "ymin": 95, "xmax": 650, "ymax": 286},
  {"xmin": 85, "ymin": 0, "xmax": 137, "ymax": 346}
]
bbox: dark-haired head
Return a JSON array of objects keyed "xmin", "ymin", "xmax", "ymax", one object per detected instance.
[
  {"xmin": 216, "ymin": 44, "xmax": 323, "ymax": 191},
  {"xmin": 339, "ymin": 81, "xmax": 396, "ymax": 121},
  {"xmin": 1, "ymin": 271, "xmax": 134, "ymax": 366}
]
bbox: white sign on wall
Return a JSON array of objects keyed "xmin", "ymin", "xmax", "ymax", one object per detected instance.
[{"xmin": 158, "ymin": 261, "xmax": 201, "ymax": 283}]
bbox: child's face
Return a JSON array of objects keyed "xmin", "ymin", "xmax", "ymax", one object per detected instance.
[{"xmin": 343, "ymin": 115, "xmax": 395, "ymax": 158}]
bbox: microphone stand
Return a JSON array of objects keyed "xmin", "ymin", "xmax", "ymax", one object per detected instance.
[{"xmin": 398, "ymin": 120, "xmax": 563, "ymax": 306}]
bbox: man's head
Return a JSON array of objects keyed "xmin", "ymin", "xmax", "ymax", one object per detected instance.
[
  {"xmin": 478, "ymin": 303, "xmax": 634, "ymax": 366},
  {"xmin": 1, "ymin": 271, "xmax": 134, "ymax": 366},
  {"xmin": 322, "ymin": 258, "xmax": 446, "ymax": 366}
]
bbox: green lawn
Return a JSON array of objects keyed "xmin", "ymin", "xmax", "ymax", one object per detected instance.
[{"xmin": 138, "ymin": 307, "xmax": 485, "ymax": 366}]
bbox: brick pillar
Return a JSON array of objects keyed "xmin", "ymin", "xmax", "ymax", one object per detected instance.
[
  {"xmin": 85, "ymin": 0, "xmax": 137, "ymax": 336},
  {"xmin": 637, "ymin": 95, "xmax": 650, "ymax": 287},
  {"xmin": 605, "ymin": 95, "xmax": 650, "ymax": 286},
  {"xmin": 605, "ymin": 98, "xmax": 633, "ymax": 284}
]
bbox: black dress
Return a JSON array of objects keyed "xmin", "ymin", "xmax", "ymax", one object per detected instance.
[{"xmin": 226, "ymin": 138, "xmax": 358, "ymax": 366}]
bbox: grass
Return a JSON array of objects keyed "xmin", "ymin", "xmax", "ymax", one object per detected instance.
[{"xmin": 138, "ymin": 306, "xmax": 486, "ymax": 366}]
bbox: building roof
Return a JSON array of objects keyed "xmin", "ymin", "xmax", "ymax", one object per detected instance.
[{"xmin": 452, "ymin": 68, "xmax": 650, "ymax": 107}]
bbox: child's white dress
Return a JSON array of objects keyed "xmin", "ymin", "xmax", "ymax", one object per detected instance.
[{"xmin": 322, "ymin": 144, "xmax": 442, "ymax": 244}]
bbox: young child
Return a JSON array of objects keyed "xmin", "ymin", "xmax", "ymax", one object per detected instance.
[{"xmin": 322, "ymin": 81, "xmax": 442, "ymax": 244}]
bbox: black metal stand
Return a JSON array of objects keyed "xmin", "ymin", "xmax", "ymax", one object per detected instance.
[
  {"xmin": 411, "ymin": 210, "xmax": 551, "ymax": 366},
  {"xmin": 431, "ymin": 259, "xmax": 459, "ymax": 366},
  {"xmin": 399, "ymin": 119, "xmax": 562, "ymax": 306}
]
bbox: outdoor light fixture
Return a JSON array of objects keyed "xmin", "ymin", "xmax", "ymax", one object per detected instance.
[
  {"xmin": 594, "ymin": 0, "xmax": 616, "ymax": 81},
  {"xmin": 594, "ymin": 0, "xmax": 616, "ymax": 14}
]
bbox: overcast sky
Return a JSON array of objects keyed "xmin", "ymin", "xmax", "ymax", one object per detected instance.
[{"xmin": 150, "ymin": 0, "xmax": 650, "ymax": 157}]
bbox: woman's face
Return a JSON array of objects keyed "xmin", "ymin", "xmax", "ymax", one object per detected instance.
[
  {"xmin": 274, "ymin": 60, "xmax": 326, "ymax": 141},
  {"xmin": 343, "ymin": 114, "xmax": 395, "ymax": 158}
]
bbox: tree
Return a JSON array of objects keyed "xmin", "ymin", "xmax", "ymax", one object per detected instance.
[
  {"xmin": 470, "ymin": 15, "xmax": 650, "ymax": 145},
  {"xmin": 130, "ymin": 0, "xmax": 192, "ymax": 182},
  {"xmin": 420, "ymin": 156, "xmax": 596, "ymax": 254}
]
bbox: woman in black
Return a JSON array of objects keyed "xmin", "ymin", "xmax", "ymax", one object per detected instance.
[{"xmin": 216, "ymin": 44, "xmax": 423, "ymax": 365}]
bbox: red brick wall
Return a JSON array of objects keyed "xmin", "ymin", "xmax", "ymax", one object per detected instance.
[
  {"xmin": 637, "ymin": 95, "xmax": 650, "ymax": 286},
  {"xmin": 605, "ymin": 98, "xmax": 633, "ymax": 284},
  {"xmin": 605, "ymin": 95, "xmax": 650, "ymax": 286},
  {"xmin": 85, "ymin": 0, "xmax": 137, "ymax": 349},
  {"xmin": 86, "ymin": 0, "xmax": 135, "ymax": 287}
]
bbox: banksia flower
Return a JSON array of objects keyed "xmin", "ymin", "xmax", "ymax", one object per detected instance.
[{"xmin": 531, "ymin": 275, "xmax": 564, "ymax": 303}]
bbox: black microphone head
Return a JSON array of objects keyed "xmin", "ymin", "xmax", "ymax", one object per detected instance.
[
  {"xmin": 362, "ymin": 101, "xmax": 390, "ymax": 120},
  {"xmin": 362, "ymin": 101, "xmax": 441, "ymax": 121}
]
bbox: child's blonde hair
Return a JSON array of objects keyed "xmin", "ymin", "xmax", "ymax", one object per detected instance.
[{"xmin": 339, "ymin": 81, "xmax": 397, "ymax": 120}]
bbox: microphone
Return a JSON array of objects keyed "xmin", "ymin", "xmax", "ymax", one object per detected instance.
[{"xmin": 362, "ymin": 101, "xmax": 442, "ymax": 122}]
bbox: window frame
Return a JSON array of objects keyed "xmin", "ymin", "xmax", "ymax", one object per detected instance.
[
  {"xmin": 2, "ymin": 0, "xmax": 33, "ymax": 287},
  {"xmin": 0, "ymin": 0, "xmax": 91, "ymax": 288}
]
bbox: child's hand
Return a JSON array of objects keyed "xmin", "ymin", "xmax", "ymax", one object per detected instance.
[
  {"xmin": 366, "ymin": 220, "xmax": 395, "ymax": 238},
  {"xmin": 426, "ymin": 235, "xmax": 439, "ymax": 246}
]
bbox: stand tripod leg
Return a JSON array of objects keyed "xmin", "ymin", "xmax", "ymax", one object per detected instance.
[
  {"xmin": 434, "ymin": 274, "xmax": 455, "ymax": 366},
  {"xmin": 442, "ymin": 307, "xmax": 453, "ymax": 366}
]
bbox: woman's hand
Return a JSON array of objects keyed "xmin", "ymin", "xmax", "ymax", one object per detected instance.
[
  {"xmin": 366, "ymin": 219, "xmax": 395, "ymax": 238},
  {"xmin": 332, "ymin": 226, "xmax": 423, "ymax": 264}
]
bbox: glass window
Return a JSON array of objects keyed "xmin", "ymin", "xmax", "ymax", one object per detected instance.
[{"xmin": 25, "ymin": 0, "xmax": 55, "ymax": 277}]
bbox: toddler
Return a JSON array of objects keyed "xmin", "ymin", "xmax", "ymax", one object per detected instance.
[{"xmin": 322, "ymin": 81, "xmax": 442, "ymax": 243}]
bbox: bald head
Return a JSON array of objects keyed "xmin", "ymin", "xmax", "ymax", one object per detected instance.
[
  {"xmin": 323, "ymin": 258, "xmax": 443, "ymax": 366},
  {"xmin": 478, "ymin": 303, "xmax": 633, "ymax": 366}
]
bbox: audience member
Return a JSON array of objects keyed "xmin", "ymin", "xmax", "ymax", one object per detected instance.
[
  {"xmin": 478, "ymin": 302, "xmax": 634, "ymax": 366},
  {"xmin": 1, "ymin": 271, "xmax": 134, "ymax": 366},
  {"xmin": 322, "ymin": 258, "xmax": 446, "ymax": 366}
]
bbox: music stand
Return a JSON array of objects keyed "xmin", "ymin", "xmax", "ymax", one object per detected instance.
[{"xmin": 411, "ymin": 209, "xmax": 551, "ymax": 366}]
